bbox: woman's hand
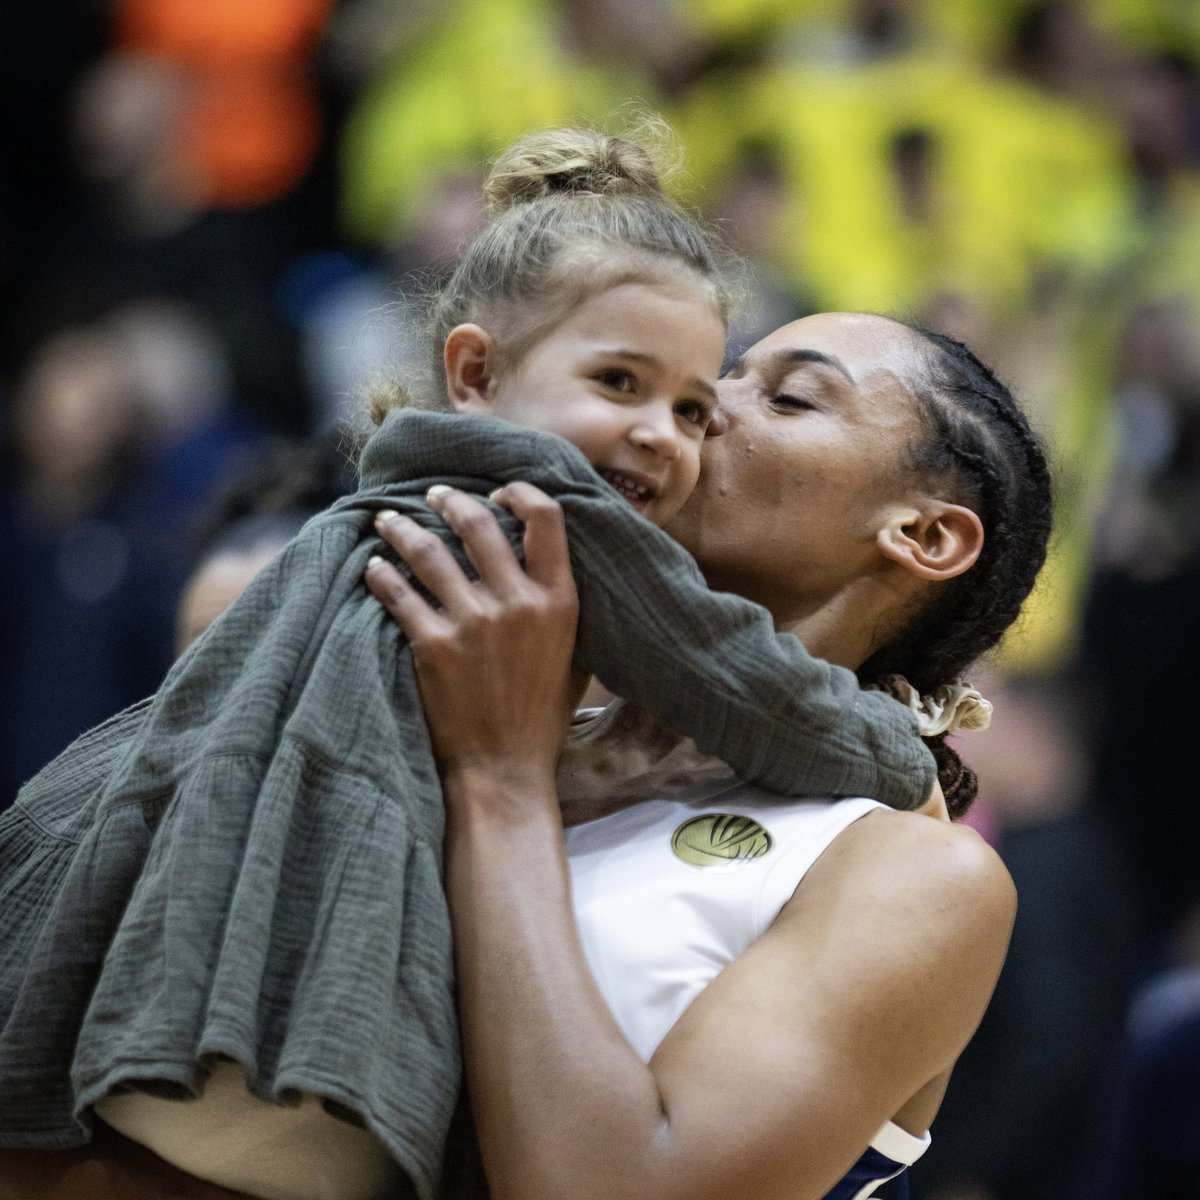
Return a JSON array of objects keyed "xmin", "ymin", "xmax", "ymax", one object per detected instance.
[{"xmin": 365, "ymin": 483, "xmax": 583, "ymax": 795}]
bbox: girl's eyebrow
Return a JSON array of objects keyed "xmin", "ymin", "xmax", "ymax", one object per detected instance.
[{"xmin": 600, "ymin": 349, "xmax": 717, "ymax": 401}]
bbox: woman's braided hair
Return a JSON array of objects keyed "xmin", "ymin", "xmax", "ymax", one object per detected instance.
[{"xmin": 857, "ymin": 324, "xmax": 1054, "ymax": 817}]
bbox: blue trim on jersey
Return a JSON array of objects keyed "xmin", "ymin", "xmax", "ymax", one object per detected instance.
[{"xmin": 821, "ymin": 1144, "xmax": 908, "ymax": 1200}]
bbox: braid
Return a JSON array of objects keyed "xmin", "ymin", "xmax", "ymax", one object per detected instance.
[
  {"xmin": 857, "ymin": 324, "xmax": 1053, "ymax": 817},
  {"xmin": 928, "ymin": 735, "xmax": 977, "ymax": 815}
]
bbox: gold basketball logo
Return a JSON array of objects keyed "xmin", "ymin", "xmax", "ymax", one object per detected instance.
[{"xmin": 671, "ymin": 813, "xmax": 774, "ymax": 871}]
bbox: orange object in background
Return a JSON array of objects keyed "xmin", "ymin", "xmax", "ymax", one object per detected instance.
[{"xmin": 113, "ymin": 0, "xmax": 334, "ymax": 208}]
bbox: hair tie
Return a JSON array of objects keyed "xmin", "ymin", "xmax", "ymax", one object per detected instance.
[{"xmin": 867, "ymin": 674, "xmax": 993, "ymax": 737}]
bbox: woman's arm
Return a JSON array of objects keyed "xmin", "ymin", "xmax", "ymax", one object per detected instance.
[{"xmin": 367, "ymin": 488, "xmax": 1014, "ymax": 1200}]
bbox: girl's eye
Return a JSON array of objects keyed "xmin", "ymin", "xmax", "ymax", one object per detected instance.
[
  {"xmin": 597, "ymin": 369, "xmax": 637, "ymax": 393},
  {"xmin": 675, "ymin": 399, "xmax": 713, "ymax": 427}
]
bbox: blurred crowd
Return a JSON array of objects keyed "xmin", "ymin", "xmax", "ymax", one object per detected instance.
[{"xmin": 2, "ymin": 0, "xmax": 1199, "ymax": 1195}]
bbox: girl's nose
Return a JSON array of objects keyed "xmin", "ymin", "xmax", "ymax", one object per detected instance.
[{"xmin": 631, "ymin": 404, "xmax": 682, "ymax": 458}]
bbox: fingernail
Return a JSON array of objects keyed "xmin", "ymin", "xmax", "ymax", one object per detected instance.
[
  {"xmin": 426, "ymin": 484, "xmax": 453, "ymax": 504},
  {"xmin": 375, "ymin": 509, "xmax": 398, "ymax": 528},
  {"xmin": 488, "ymin": 487, "xmax": 505, "ymax": 502},
  {"xmin": 366, "ymin": 555, "xmax": 384, "ymax": 571}
]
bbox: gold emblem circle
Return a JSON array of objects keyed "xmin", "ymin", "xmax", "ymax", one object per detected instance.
[{"xmin": 670, "ymin": 813, "xmax": 774, "ymax": 872}]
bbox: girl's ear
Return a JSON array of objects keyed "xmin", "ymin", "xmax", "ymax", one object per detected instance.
[
  {"xmin": 877, "ymin": 502, "xmax": 984, "ymax": 582},
  {"xmin": 444, "ymin": 324, "xmax": 500, "ymax": 413}
]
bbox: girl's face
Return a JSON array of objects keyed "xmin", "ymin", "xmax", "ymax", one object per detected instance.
[
  {"xmin": 665, "ymin": 313, "xmax": 932, "ymax": 624},
  {"xmin": 483, "ymin": 278, "xmax": 725, "ymax": 526}
]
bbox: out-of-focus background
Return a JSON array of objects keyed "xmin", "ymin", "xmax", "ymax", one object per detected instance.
[{"xmin": 1, "ymin": 1, "xmax": 1197, "ymax": 1194}]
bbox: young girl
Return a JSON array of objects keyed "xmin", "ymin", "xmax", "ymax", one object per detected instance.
[{"xmin": 0, "ymin": 128, "xmax": 971, "ymax": 1200}]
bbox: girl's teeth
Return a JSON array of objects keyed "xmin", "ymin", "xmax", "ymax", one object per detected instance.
[{"xmin": 605, "ymin": 471, "xmax": 649, "ymax": 498}]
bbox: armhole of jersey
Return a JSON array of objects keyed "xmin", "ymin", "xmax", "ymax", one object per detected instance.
[
  {"xmin": 869, "ymin": 1119, "xmax": 931, "ymax": 1165},
  {"xmin": 753, "ymin": 797, "xmax": 883, "ymax": 936}
]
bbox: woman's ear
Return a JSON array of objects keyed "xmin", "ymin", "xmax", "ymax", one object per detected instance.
[
  {"xmin": 444, "ymin": 324, "xmax": 499, "ymax": 413},
  {"xmin": 877, "ymin": 502, "xmax": 984, "ymax": 581}
]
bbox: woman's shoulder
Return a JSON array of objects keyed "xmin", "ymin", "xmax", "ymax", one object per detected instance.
[
  {"xmin": 647, "ymin": 806, "xmax": 1017, "ymax": 1175},
  {"xmin": 782, "ymin": 806, "xmax": 1017, "ymax": 984},
  {"xmin": 812, "ymin": 806, "xmax": 1015, "ymax": 919}
]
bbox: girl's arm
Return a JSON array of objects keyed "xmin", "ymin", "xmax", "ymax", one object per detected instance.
[
  {"xmin": 366, "ymin": 488, "xmax": 1015, "ymax": 1200},
  {"xmin": 365, "ymin": 413, "xmax": 936, "ymax": 809}
]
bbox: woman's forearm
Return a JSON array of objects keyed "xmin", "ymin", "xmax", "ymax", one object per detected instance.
[
  {"xmin": 443, "ymin": 767, "xmax": 675, "ymax": 1200},
  {"xmin": 367, "ymin": 492, "xmax": 1010, "ymax": 1200}
]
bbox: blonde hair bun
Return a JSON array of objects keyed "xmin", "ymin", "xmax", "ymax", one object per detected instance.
[{"xmin": 483, "ymin": 128, "xmax": 664, "ymax": 214}]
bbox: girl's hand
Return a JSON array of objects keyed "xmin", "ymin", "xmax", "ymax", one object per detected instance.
[
  {"xmin": 918, "ymin": 779, "xmax": 950, "ymax": 821},
  {"xmin": 365, "ymin": 484, "xmax": 583, "ymax": 795}
]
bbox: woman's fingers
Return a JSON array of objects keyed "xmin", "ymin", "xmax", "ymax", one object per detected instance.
[
  {"xmin": 422, "ymin": 486, "xmax": 531, "ymax": 597},
  {"xmin": 365, "ymin": 491, "xmax": 580, "ymax": 784},
  {"xmin": 363, "ymin": 548, "xmax": 446, "ymax": 643},
  {"xmin": 369, "ymin": 485, "xmax": 576, "ymax": 634},
  {"xmin": 372, "ymin": 508, "xmax": 486, "ymax": 617},
  {"xmin": 489, "ymin": 483, "xmax": 574, "ymax": 595}
]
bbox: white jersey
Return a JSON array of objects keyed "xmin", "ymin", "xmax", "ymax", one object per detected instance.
[{"xmin": 564, "ymin": 777, "xmax": 930, "ymax": 1197}]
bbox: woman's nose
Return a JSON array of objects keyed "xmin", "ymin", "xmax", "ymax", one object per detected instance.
[
  {"xmin": 704, "ymin": 404, "xmax": 731, "ymax": 438},
  {"xmin": 707, "ymin": 378, "xmax": 747, "ymax": 438}
]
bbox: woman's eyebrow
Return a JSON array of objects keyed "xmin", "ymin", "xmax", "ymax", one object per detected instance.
[
  {"xmin": 725, "ymin": 348, "xmax": 854, "ymax": 383},
  {"xmin": 771, "ymin": 348, "xmax": 855, "ymax": 382}
]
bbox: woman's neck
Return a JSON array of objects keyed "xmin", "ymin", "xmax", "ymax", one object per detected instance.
[{"xmin": 777, "ymin": 574, "xmax": 921, "ymax": 672}]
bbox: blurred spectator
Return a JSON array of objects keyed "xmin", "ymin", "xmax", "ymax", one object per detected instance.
[
  {"xmin": 775, "ymin": 0, "xmax": 923, "ymax": 66},
  {"xmin": 0, "ymin": 302, "xmax": 263, "ymax": 810},
  {"xmin": 1081, "ymin": 296, "xmax": 1200, "ymax": 943},
  {"xmin": 177, "ymin": 435, "xmax": 355, "ymax": 651},
  {"xmin": 105, "ymin": 298, "xmax": 263, "ymax": 532},
  {"xmin": 1008, "ymin": 1, "xmax": 1127, "ymax": 111},
  {"xmin": 910, "ymin": 675, "xmax": 1139, "ymax": 1200},
  {"xmin": 111, "ymin": 0, "xmax": 335, "ymax": 210},
  {"xmin": 1120, "ymin": 51, "xmax": 1200, "ymax": 218},
  {"xmin": 338, "ymin": 0, "xmax": 654, "ymax": 247},
  {"xmin": 1081, "ymin": 555, "xmax": 1200, "ymax": 940},
  {"xmin": 561, "ymin": 0, "xmax": 706, "ymax": 95},
  {"xmin": 1094, "ymin": 297, "xmax": 1200, "ymax": 579},
  {"xmin": 1084, "ymin": 905, "xmax": 1200, "ymax": 1196},
  {"xmin": 0, "ymin": 323, "xmax": 174, "ymax": 808},
  {"xmin": 70, "ymin": 53, "xmax": 197, "ymax": 238},
  {"xmin": 287, "ymin": 168, "xmax": 487, "ymax": 430},
  {"xmin": 6, "ymin": 16, "xmax": 340, "ymax": 432},
  {"xmin": 709, "ymin": 141, "xmax": 811, "ymax": 363}
]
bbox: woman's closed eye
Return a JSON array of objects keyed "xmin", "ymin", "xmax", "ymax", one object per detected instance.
[{"xmin": 771, "ymin": 393, "xmax": 817, "ymax": 413}]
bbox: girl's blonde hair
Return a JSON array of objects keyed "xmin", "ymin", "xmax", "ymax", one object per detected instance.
[{"xmin": 369, "ymin": 123, "xmax": 733, "ymax": 424}]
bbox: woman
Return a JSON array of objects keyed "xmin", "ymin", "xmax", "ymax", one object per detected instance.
[
  {"xmin": 0, "ymin": 313, "xmax": 1050, "ymax": 1198},
  {"xmin": 363, "ymin": 311, "xmax": 1052, "ymax": 1200},
  {"xmin": 0, "ymin": 130, "xmax": 940, "ymax": 1200}
]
